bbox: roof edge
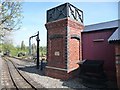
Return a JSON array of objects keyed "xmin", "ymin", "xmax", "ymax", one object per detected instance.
[{"xmin": 83, "ymin": 19, "xmax": 119, "ymax": 32}]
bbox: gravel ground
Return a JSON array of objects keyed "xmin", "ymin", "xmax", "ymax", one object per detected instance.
[
  {"xmin": 9, "ymin": 57, "xmax": 87, "ymax": 89},
  {"xmin": 1, "ymin": 57, "xmax": 117, "ymax": 89},
  {"xmin": 23, "ymin": 68, "xmax": 86, "ymax": 89}
]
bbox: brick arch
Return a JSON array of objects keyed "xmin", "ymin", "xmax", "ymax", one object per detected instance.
[
  {"xmin": 68, "ymin": 37, "xmax": 80, "ymax": 72},
  {"xmin": 70, "ymin": 34, "xmax": 80, "ymax": 41}
]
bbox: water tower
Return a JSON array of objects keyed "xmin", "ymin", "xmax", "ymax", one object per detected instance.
[{"xmin": 45, "ymin": 3, "xmax": 84, "ymax": 80}]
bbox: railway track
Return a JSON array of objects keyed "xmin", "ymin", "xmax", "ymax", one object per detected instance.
[
  {"xmin": 7, "ymin": 56, "xmax": 35, "ymax": 68},
  {"xmin": 7, "ymin": 56, "xmax": 47, "ymax": 72},
  {"xmin": 2, "ymin": 56, "xmax": 45, "ymax": 89},
  {"xmin": 11, "ymin": 56, "xmax": 35, "ymax": 63}
]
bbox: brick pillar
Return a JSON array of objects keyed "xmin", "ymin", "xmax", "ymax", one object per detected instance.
[
  {"xmin": 67, "ymin": 18, "xmax": 84, "ymax": 73},
  {"xmin": 45, "ymin": 18, "xmax": 84, "ymax": 80},
  {"xmin": 115, "ymin": 44, "xmax": 120, "ymax": 88}
]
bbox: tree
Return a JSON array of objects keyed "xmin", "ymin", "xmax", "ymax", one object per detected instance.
[
  {"xmin": 2, "ymin": 31, "xmax": 13, "ymax": 52},
  {"xmin": 0, "ymin": 1, "xmax": 23, "ymax": 52},
  {"xmin": 40, "ymin": 46, "xmax": 46, "ymax": 56},
  {"xmin": 21, "ymin": 41, "xmax": 25, "ymax": 50},
  {"xmin": 0, "ymin": 1, "xmax": 23, "ymax": 33},
  {"xmin": 31, "ymin": 43, "xmax": 36, "ymax": 55}
]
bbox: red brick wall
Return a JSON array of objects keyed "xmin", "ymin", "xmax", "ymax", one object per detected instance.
[
  {"xmin": 69, "ymin": 39, "xmax": 79, "ymax": 70},
  {"xmin": 115, "ymin": 44, "xmax": 120, "ymax": 88},
  {"xmin": 45, "ymin": 18, "xmax": 84, "ymax": 80},
  {"xmin": 45, "ymin": 18, "xmax": 67, "ymax": 69},
  {"xmin": 45, "ymin": 67, "xmax": 80, "ymax": 80},
  {"xmin": 45, "ymin": 68, "xmax": 69, "ymax": 80},
  {"xmin": 67, "ymin": 19, "xmax": 84, "ymax": 72}
]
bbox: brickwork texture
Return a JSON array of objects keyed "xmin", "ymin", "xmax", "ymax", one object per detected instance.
[{"xmin": 45, "ymin": 18, "xmax": 84, "ymax": 80}]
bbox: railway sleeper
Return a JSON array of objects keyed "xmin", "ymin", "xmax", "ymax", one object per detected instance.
[
  {"xmin": 7, "ymin": 60, "xmax": 32, "ymax": 88},
  {"xmin": 1, "ymin": 59, "xmax": 16, "ymax": 89},
  {"xmin": 4, "ymin": 56, "xmax": 46, "ymax": 89},
  {"xmin": 19, "ymin": 70, "xmax": 45, "ymax": 88}
]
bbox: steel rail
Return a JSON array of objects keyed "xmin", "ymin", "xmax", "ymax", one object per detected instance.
[{"xmin": 2, "ymin": 57, "xmax": 37, "ymax": 89}]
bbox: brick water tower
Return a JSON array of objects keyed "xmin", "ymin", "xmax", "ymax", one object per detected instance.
[{"xmin": 45, "ymin": 3, "xmax": 84, "ymax": 80}]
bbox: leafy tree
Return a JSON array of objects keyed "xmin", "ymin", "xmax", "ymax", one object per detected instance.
[
  {"xmin": 32, "ymin": 43, "xmax": 36, "ymax": 55},
  {"xmin": 2, "ymin": 31, "xmax": 13, "ymax": 52},
  {"xmin": 21, "ymin": 41, "xmax": 25, "ymax": 50},
  {"xmin": 40, "ymin": 46, "xmax": 46, "ymax": 56},
  {"xmin": 3, "ymin": 43, "xmax": 13, "ymax": 52},
  {"xmin": 0, "ymin": 1, "xmax": 23, "ymax": 32},
  {"xmin": 0, "ymin": 1, "xmax": 23, "ymax": 54}
]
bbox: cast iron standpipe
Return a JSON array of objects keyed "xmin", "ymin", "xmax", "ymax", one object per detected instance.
[
  {"xmin": 36, "ymin": 31, "xmax": 40, "ymax": 69},
  {"xmin": 29, "ymin": 31, "xmax": 40, "ymax": 69}
]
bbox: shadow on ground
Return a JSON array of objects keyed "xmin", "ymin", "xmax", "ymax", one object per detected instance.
[
  {"xmin": 17, "ymin": 64, "xmax": 86, "ymax": 89},
  {"xmin": 17, "ymin": 64, "xmax": 118, "ymax": 89},
  {"xmin": 17, "ymin": 63, "xmax": 46, "ymax": 76}
]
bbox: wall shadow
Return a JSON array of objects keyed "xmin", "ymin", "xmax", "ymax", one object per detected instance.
[{"xmin": 17, "ymin": 62, "xmax": 47, "ymax": 76}]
